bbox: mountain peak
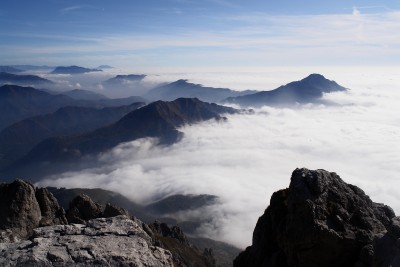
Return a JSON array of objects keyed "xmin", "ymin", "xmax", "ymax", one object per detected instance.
[{"xmin": 225, "ymin": 74, "xmax": 347, "ymax": 107}]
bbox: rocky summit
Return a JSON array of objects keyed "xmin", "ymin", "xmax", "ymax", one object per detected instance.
[
  {"xmin": 0, "ymin": 180, "xmax": 216, "ymax": 267},
  {"xmin": 234, "ymin": 168, "xmax": 400, "ymax": 267},
  {"xmin": 0, "ymin": 216, "xmax": 174, "ymax": 267}
]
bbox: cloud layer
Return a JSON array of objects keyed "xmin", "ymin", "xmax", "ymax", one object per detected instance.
[{"xmin": 39, "ymin": 69, "xmax": 400, "ymax": 248}]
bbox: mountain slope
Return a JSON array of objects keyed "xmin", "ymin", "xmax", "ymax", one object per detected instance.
[
  {"xmin": 3, "ymin": 98, "xmax": 238, "ymax": 180},
  {"xmin": 0, "ymin": 103, "xmax": 143, "ymax": 169},
  {"xmin": 0, "ymin": 66, "xmax": 23, "ymax": 73},
  {"xmin": 103, "ymin": 74, "xmax": 146, "ymax": 85},
  {"xmin": 145, "ymin": 79, "xmax": 258, "ymax": 103},
  {"xmin": 225, "ymin": 74, "xmax": 347, "ymax": 107},
  {"xmin": 0, "ymin": 85, "xmax": 89, "ymax": 131},
  {"xmin": 0, "ymin": 72, "xmax": 54, "ymax": 86},
  {"xmin": 61, "ymin": 89, "xmax": 109, "ymax": 101}
]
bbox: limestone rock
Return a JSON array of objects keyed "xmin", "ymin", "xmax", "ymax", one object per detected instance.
[
  {"xmin": 0, "ymin": 216, "xmax": 174, "ymax": 267},
  {"xmin": 0, "ymin": 179, "xmax": 66, "ymax": 240}
]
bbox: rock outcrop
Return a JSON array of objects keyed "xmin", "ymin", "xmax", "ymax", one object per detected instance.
[
  {"xmin": 0, "ymin": 179, "xmax": 66, "ymax": 241},
  {"xmin": 234, "ymin": 168, "xmax": 400, "ymax": 267},
  {"xmin": 0, "ymin": 216, "xmax": 174, "ymax": 267},
  {"xmin": 0, "ymin": 181, "xmax": 216, "ymax": 267}
]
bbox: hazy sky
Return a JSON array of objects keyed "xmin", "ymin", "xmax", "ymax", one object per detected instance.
[{"xmin": 1, "ymin": 0, "xmax": 399, "ymax": 70}]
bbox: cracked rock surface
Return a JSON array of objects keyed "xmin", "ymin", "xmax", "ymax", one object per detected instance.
[{"xmin": 0, "ymin": 216, "xmax": 174, "ymax": 267}]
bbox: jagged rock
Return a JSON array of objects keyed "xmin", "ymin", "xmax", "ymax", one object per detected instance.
[
  {"xmin": 234, "ymin": 168, "xmax": 400, "ymax": 267},
  {"xmin": 0, "ymin": 216, "xmax": 174, "ymax": 267},
  {"xmin": 102, "ymin": 202, "xmax": 129, "ymax": 218},
  {"xmin": 65, "ymin": 194, "xmax": 102, "ymax": 224},
  {"xmin": 35, "ymin": 188, "xmax": 68, "ymax": 226},
  {"xmin": 151, "ymin": 221, "xmax": 189, "ymax": 245},
  {"xmin": 0, "ymin": 179, "xmax": 66, "ymax": 240},
  {"xmin": 149, "ymin": 221, "xmax": 216, "ymax": 267}
]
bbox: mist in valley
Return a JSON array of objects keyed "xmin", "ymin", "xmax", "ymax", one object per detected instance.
[{"xmin": 37, "ymin": 68, "xmax": 400, "ymax": 248}]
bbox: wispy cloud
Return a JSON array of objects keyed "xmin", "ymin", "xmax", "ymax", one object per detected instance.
[
  {"xmin": 60, "ymin": 5, "xmax": 104, "ymax": 14},
  {"xmin": 2, "ymin": 10, "xmax": 399, "ymax": 68},
  {"xmin": 61, "ymin": 5, "xmax": 83, "ymax": 13}
]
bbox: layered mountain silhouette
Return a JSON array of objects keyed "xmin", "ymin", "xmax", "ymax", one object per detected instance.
[
  {"xmin": 0, "ymin": 103, "xmax": 143, "ymax": 169},
  {"xmin": 0, "ymin": 72, "xmax": 54, "ymax": 87},
  {"xmin": 60, "ymin": 89, "xmax": 147, "ymax": 107},
  {"xmin": 51, "ymin": 66, "xmax": 101, "ymax": 74},
  {"xmin": 2, "ymin": 98, "xmax": 238, "ymax": 180},
  {"xmin": 0, "ymin": 85, "xmax": 89, "ymax": 131},
  {"xmin": 144, "ymin": 79, "xmax": 258, "ymax": 103},
  {"xmin": 0, "ymin": 66, "xmax": 23, "ymax": 73},
  {"xmin": 97, "ymin": 65, "xmax": 113, "ymax": 69},
  {"xmin": 61, "ymin": 89, "xmax": 109, "ymax": 101},
  {"xmin": 225, "ymin": 74, "xmax": 347, "ymax": 107},
  {"xmin": 103, "ymin": 74, "xmax": 146, "ymax": 85}
]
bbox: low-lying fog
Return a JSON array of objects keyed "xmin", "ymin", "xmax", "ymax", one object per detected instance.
[{"xmin": 39, "ymin": 67, "xmax": 400, "ymax": 248}]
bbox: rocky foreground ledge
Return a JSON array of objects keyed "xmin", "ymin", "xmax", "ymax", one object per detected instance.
[
  {"xmin": 0, "ymin": 180, "xmax": 215, "ymax": 267},
  {"xmin": 234, "ymin": 168, "xmax": 400, "ymax": 267},
  {"xmin": 0, "ymin": 216, "xmax": 174, "ymax": 266}
]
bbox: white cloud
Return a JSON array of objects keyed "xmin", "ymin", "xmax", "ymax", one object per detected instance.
[
  {"xmin": 353, "ymin": 6, "xmax": 361, "ymax": 16},
  {"xmin": 39, "ymin": 69, "xmax": 400, "ymax": 248}
]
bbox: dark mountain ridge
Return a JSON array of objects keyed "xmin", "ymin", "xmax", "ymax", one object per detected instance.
[
  {"xmin": 0, "ymin": 72, "xmax": 54, "ymax": 86},
  {"xmin": 0, "ymin": 103, "xmax": 143, "ymax": 169},
  {"xmin": 0, "ymin": 66, "xmax": 23, "ymax": 73},
  {"xmin": 2, "ymin": 98, "xmax": 238, "ymax": 180},
  {"xmin": 225, "ymin": 73, "xmax": 347, "ymax": 107},
  {"xmin": 0, "ymin": 84, "xmax": 89, "ymax": 131},
  {"xmin": 144, "ymin": 79, "xmax": 258, "ymax": 103}
]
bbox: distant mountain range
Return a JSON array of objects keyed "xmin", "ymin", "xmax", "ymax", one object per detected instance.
[
  {"xmin": 61, "ymin": 89, "xmax": 109, "ymax": 101},
  {"xmin": 225, "ymin": 74, "xmax": 347, "ymax": 107},
  {"xmin": 103, "ymin": 74, "xmax": 147, "ymax": 85},
  {"xmin": 51, "ymin": 66, "xmax": 102, "ymax": 74},
  {"xmin": 0, "ymin": 103, "xmax": 143, "ymax": 169},
  {"xmin": 9, "ymin": 65, "xmax": 55, "ymax": 71},
  {"xmin": 0, "ymin": 66, "xmax": 23, "ymax": 73},
  {"xmin": 144, "ymin": 79, "xmax": 258, "ymax": 103},
  {"xmin": 59, "ymin": 89, "xmax": 147, "ymax": 107},
  {"xmin": 0, "ymin": 85, "xmax": 85, "ymax": 131},
  {"xmin": 0, "ymin": 72, "xmax": 54, "ymax": 87},
  {"xmin": 1, "ymin": 98, "xmax": 238, "ymax": 180},
  {"xmin": 97, "ymin": 65, "xmax": 113, "ymax": 69}
]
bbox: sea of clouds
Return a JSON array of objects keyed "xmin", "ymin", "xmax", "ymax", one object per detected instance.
[{"xmin": 39, "ymin": 67, "xmax": 400, "ymax": 248}]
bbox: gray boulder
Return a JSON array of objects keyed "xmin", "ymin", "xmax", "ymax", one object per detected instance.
[{"xmin": 0, "ymin": 179, "xmax": 66, "ymax": 240}]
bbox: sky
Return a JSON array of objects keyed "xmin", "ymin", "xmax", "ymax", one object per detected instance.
[{"xmin": 1, "ymin": 0, "xmax": 400, "ymax": 70}]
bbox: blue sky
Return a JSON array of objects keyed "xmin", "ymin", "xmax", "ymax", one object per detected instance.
[{"xmin": 1, "ymin": 0, "xmax": 399, "ymax": 70}]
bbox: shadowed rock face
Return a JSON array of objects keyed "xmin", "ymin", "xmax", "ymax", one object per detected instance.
[
  {"xmin": 234, "ymin": 168, "xmax": 399, "ymax": 267},
  {"xmin": 0, "ymin": 180, "xmax": 67, "ymax": 241}
]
